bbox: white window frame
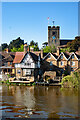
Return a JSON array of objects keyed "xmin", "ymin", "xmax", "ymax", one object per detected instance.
[{"xmin": 72, "ymin": 61, "xmax": 75, "ymax": 66}]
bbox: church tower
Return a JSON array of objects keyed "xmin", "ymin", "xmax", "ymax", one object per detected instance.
[{"xmin": 48, "ymin": 26, "xmax": 60, "ymax": 47}]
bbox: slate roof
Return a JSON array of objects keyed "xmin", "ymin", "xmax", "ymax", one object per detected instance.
[
  {"xmin": 60, "ymin": 39, "xmax": 73, "ymax": 45},
  {"xmin": 0, "ymin": 52, "xmax": 15, "ymax": 62}
]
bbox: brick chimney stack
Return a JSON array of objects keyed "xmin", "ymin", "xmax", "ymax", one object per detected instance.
[
  {"xmin": 5, "ymin": 48, "xmax": 9, "ymax": 53},
  {"xmin": 57, "ymin": 47, "xmax": 60, "ymax": 56},
  {"xmin": 30, "ymin": 47, "xmax": 34, "ymax": 52},
  {"xmin": 24, "ymin": 43, "xmax": 29, "ymax": 54},
  {"xmin": 41, "ymin": 48, "xmax": 43, "ymax": 58},
  {"xmin": 78, "ymin": 47, "xmax": 80, "ymax": 55}
]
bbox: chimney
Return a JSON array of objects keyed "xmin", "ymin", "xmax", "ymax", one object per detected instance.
[
  {"xmin": 5, "ymin": 48, "xmax": 9, "ymax": 53},
  {"xmin": 57, "ymin": 47, "xmax": 60, "ymax": 56},
  {"xmin": 30, "ymin": 47, "xmax": 34, "ymax": 52},
  {"xmin": 24, "ymin": 43, "xmax": 29, "ymax": 54},
  {"xmin": 41, "ymin": 48, "xmax": 43, "ymax": 58},
  {"xmin": 78, "ymin": 47, "xmax": 80, "ymax": 55}
]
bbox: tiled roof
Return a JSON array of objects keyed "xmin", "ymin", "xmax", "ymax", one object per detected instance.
[
  {"xmin": 13, "ymin": 52, "xmax": 24, "ymax": 63},
  {"xmin": 13, "ymin": 52, "xmax": 39, "ymax": 63}
]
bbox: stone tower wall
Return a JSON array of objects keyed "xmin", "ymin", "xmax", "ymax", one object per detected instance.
[{"xmin": 48, "ymin": 26, "xmax": 60, "ymax": 47}]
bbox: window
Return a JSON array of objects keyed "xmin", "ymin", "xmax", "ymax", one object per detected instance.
[
  {"xmin": 25, "ymin": 63, "xmax": 31, "ymax": 66},
  {"xmin": 50, "ymin": 61, "xmax": 53, "ymax": 66},
  {"xmin": 72, "ymin": 55, "xmax": 74, "ymax": 59},
  {"xmin": 4, "ymin": 62, "xmax": 8, "ymax": 67},
  {"xmin": 53, "ymin": 32, "xmax": 55, "ymax": 35},
  {"xmin": 71, "ymin": 68, "xmax": 74, "ymax": 71},
  {"xmin": 17, "ymin": 70, "xmax": 21, "ymax": 74},
  {"xmin": 48, "ymin": 55, "xmax": 51, "ymax": 59},
  {"xmin": 72, "ymin": 61, "xmax": 75, "ymax": 66},
  {"xmin": 61, "ymin": 55, "xmax": 63, "ymax": 59},
  {"xmin": 61, "ymin": 61, "xmax": 64, "ymax": 66},
  {"xmin": 10, "ymin": 62, "xmax": 12, "ymax": 65},
  {"xmin": 55, "ymin": 40, "xmax": 56, "ymax": 43}
]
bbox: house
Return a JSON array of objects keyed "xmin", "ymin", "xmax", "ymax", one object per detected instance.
[
  {"xmin": 0, "ymin": 43, "xmax": 80, "ymax": 83},
  {"xmin": 0, "ymin": 51, "xmax": 15, "ymax": 75},
  {"xmin": 42, "ymin": 47, "xmax": 80, "ymax": 77},
  {"xmin": 13, "ymin": 52, "xmax": 40, "ymax": 82}
]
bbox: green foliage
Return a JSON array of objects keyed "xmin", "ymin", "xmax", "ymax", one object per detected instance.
[
  {"xmin": 30, "ymin": 40, "xmax": 35, "ymax": 46},
  {"xmin": 43, "ymin": 46, "xmax": 51, "ymax": 53},
  {"xmin": 61, "ymin": 69, "xmax": 80, "ymax": 88},
  {"xmin": 60, "ymin": 47, "xmax": 70, "ymax": 53},
  {"xmin": 30, "ymin": 40, "xmax": 39, "ymax": 51},
  {"xmin": 43, "ymin": 45, "xmax": 56, "ymax": 53},
  {"xmin": 0, "ymin": 43, "xmax": 8, "ymax": 51},
  {"xmin": 32, "ymin": 82, "xmax": 36, "ymax": 85},
  {"xmin": 42, "ymin": 42, "xmax": 48, "ymax": 48},
  {"xmin": 11, "ymin": 44, "xmax": 24, "ymax": 52},
  {"xmin": 8, "ymin": 37, "xmax": 24, "ymax": 50},
  {"xmin": 67, "ymin": 37, "xmax": 80, "ymax": 52}
]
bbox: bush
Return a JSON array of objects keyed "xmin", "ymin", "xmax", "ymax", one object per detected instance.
[{"xmin": 61, "ymin": 70, "xmax": 80, "ymax": 88}]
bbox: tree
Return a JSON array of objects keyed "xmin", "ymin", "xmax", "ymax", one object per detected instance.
[
  {"xmin": 67, "ymin": 37, "xmax": 80, "ymax": 52},
  {"xmin": 42, "ymin": 42, "xmax": 48, "ymax": 48},
  {"xmin": 43, "ymin": 45, "xmax": 56, "ymax": 53},
  {"xmin": 11, "ymin": 44, "xmax": 24, "ymax": 52},
  {"xmin": 30, "ymin": 40, "xmax": 39, "ymax": 51},
  {"xmin": 0, "ymin": 43, "xmax": 8, "ymax": 51},
  {"xmin": 30, "ymin": 40, "xmax": 35, "ymax": 46},
  {"xmin": 8, "ymin": 37, "xmax": 24, "ymax": 50},
  {"xmin": 60, "ymin": 47, "xmax": 70, "ymax": 53}
]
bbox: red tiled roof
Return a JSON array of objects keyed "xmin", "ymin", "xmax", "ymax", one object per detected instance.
[{"xmin": 13, "ymin": 52, "xmax": 24, "ymax": 63}]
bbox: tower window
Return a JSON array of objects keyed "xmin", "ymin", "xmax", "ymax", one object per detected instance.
[
  {"xmin": 53, "ymin": 32, "xmax": 55, "ymax": 35},
  {"xmin": 55, "ymin": 40, "xmax": 56, "ymax": 43}
]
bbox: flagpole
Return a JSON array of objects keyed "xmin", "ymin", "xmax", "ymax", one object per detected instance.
[{"xmin": 47, "ymin": 17, "xmax": 49, "ymax": 26}]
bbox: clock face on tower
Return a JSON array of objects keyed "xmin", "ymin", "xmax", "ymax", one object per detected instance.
[{"xmin": 52, "ymin": 36, "xmax": 56, "ymax": 39}]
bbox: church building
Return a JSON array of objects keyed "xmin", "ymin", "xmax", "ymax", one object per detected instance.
[{"xmin": 48, "ymin": 25, "xmax": 73, "ymax": 47}]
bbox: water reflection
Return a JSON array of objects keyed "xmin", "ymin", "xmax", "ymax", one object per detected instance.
[{"xmin": 1, "ymin": 85, "xmax": 79, "ymax": 118}]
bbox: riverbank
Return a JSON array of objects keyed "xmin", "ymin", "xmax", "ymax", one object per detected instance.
[{"xmin": 0, "ymin": 80, "xmax": 36, "ymax": 86}]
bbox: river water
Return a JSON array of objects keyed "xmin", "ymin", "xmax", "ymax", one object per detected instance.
[{"xmin": 0, "ymin": 85, "xmax": 79, "ymax": 119}]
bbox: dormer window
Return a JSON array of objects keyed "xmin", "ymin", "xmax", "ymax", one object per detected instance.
[
  {"xmin": 61, "ymin": 61, "xmax": 64, "ymax": 66},
  {"xmin": 48, "ymin": 55, "xmax": 51, "ymax": 59},
  {"xmin": 50, "ymin": 61, "xmax": 53, "ymax": 66},
  {"xmin": 71, "ymin": 61, "xmax": 75, "ymax": 66},
  {"xmin": 61, "ymin": 55, "xmax": 63, "ymax": 59},
  {"xmin": 72, "ymin": 55, "xmax": 74, "ymax": 59}
]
